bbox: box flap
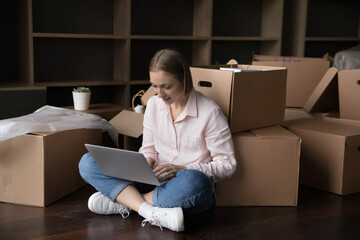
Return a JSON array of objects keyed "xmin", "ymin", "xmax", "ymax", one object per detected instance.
[
  {"xmin": 141, "ymin": 86, "xmax": 157, "ymax": 106},
  {"xmin": 338, "ymin": 69, "xmax": 360, "ymax": 120},
  {"xmin": 346, "ymin": 135, "xmax": 360, "ymax": 147},
  {"xmin": 250, "ymin": 125, "xmax": 300, "ymax": 139},
  {"xmin": 109, "ymin": 110, "xmax": 144, "ymax": 138},
  {"xmin": 286, "ymin": 119, "xmax": 360, "ymax": 137},
  {"xmin": 284, "ymin": 108, "xmax": 314, "ymax": 122},
  {"xmin": 303, "ymin": 67, "xmax": 339, "ymax": 113},
  {"xmin": 29, "ymin": 132, "xmax": 57, "ymax": 137},
  {"xmin": 322, "ymin": 115, "xmax": 360, "ymax": 128}
]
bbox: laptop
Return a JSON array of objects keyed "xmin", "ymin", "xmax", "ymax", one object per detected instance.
[{"xmin": 85, "ymin": 144, "xmax": 161, "ymax": 186}]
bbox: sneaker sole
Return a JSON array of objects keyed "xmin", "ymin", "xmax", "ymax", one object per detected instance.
[
  {"xmin": 174, "ymin": 208, "xmax": 185, "ymax": 232},
  {"xmin": 88, "ymin": 192, "xmax": 103, "ymax": 214}
]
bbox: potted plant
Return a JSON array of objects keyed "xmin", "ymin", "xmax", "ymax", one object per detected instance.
[{"xmin": 72, "ymin": 87, "xmax": 91, "ymax": 110}]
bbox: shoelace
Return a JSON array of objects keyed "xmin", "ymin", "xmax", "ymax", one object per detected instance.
[
  {"xmin": 141, "ymin": 218, "xmax": 163, "ymax": 231},
  {"xmin": 141, "ymin": 208, "xmax": 168, "ymax": 231},
  {"xmin": 113, "ymin": 204, "xmax": 130, "ymax": 218}
]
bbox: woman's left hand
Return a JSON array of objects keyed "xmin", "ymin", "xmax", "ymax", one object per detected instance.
[{"xmin": 153, "ymin": 163, "xmax": 186, "ymax": 181}]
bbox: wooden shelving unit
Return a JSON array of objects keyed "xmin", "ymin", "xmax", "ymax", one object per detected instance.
[
  {"xmin": 1, "ymin": 0, "xmax": 285, "ymax": 119},
  {"xmin": 282, "ymin": 0, "xmax": 360, "ymax": 58}
]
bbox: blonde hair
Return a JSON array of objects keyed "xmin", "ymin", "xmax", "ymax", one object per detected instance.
[{"xmin": 149, "ymin": 49, "xmax": 193, "ymax": 98}]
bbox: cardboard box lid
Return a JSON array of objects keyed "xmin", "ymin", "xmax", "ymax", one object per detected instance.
[
  {"xmin": 250, "ymin": 125, "xmax": 300, "ymax": 139},
  {"xmin": 109, "ymin": 110, "xmax": 144, "ymax": 138},
  {"xmin": 286, "ymin": 119, "xmax": 360, "ymax": 146},
  {"xmin": 303, "ymin": 67, "xmax": 339, "ymax": 113},
  {"xmin": 233, "ymin": 125, "xmax": 300, "ymax": 140}
]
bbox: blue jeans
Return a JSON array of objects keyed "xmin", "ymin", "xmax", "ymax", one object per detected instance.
[{"xmin": 78, "ymin": 153, "xmax": 215, "ymax": 214}]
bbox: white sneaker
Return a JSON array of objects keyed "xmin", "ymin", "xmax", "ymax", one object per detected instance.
[
  {"xmin": 88, "ymin": 192, "xmax": 131, "ymax": 218},
  {"xmin": 141, "ymin": 207, "xmax": 184, "ymax": 232}
]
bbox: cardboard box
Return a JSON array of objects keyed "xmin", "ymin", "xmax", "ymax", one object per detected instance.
[
  {"xmin": 190, "ymin": 65, "xmax": 287, "ymax": 133},
  {"xmin": 303, "ymin": 67, "xmax": 360, "ymax": 120},
  {"xmin": 283, "ymin": 118, "xmax": 360, "ymax": 195},
  {"xmin": 0, "ymin": 128, "xmax": 102, "ymax": 207},
  {"xmin": 110, "ymin": 110, "xmax": 144, "ymax": 151},
  {"xmin": 338, "ymin": 69, "xmax": 360, "ymax": 120},
  {"xmin": 215, "ymin": 126, "xmax": 301, "ymax": 206},
  {"xmin": 252, "ymin": 54, "xmax": 329, "ymax": 108}
]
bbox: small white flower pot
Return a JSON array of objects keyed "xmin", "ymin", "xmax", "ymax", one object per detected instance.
[{"xmin": 72, "ymin": 92, "xmax": 91, "ymax": 110}]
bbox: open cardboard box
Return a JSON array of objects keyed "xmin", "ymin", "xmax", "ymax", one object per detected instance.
[
  {"xmin": 190, "ymin": 64, "xmax": 287, "ymax": 133},
  {"xmin": 108, "ymin": 86, "xmax": 155, "ymax": 151},
  {"xmin": 303, "ymin": 67, "xmax": 360, "ymax": 122},
  {"xmin": 283, "ymin": 67, "xmax": 340, "ymax": 123},
  {"xmin": 215, "ymin": 125, "xmax": 301, "ymax": 206},
  {"xmin": 109, "ymin": 110, "xmax": 144, "ymax": 151},
  {"xmin": 252, "ymin": 54, "xmax": 329, "ymax": 108},
  {"xmin": 282, "ymin": 67, "xmax": 360, "ymax": 195},
  {"xmin": 282, "ymin": 119, "xmax": 360, "ymax": 195},
  {"xmin": 0, "ymin": 129, "xmax": 102, "ymax": 207}
]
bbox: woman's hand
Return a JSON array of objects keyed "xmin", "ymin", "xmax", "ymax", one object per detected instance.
[
  {"xmin": 153, "ymin": 163, "xmax": 186, "ymax": 181},
  {"xmin": 146, "ymin": 157, "xmax": 157, "ymax": 169}
]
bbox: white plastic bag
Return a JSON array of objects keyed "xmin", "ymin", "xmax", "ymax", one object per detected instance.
[
  {"xmin": 0, "ymin": 105, "xmax": 119, "ymax": 146},
  {"xmin": 334, "ymin": 45, "xmax": 360, "ymax": 70}
]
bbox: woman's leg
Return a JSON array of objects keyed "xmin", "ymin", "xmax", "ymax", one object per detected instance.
[
  {"xmin": 152, "ymin": 169, "xmax": 215, "ymax": 214},
  {"xmin": 79, "ymin": 153, "xmax": 185, "ymax": 231},
  {"xmin": 79, "ymin": 153, "xmax": 133, "ymax": 201}
]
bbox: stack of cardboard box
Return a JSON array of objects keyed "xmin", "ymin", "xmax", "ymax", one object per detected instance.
[
  {"xmin": 190, "ymin": 64, "xmax": 301, "ymax": 206},
  {"xmin": 255, "ymin": 55, "xmax": 360, "ymax": 196},
  {"xmin": 282, "ymin": 67, "xmax": 360, "ymax": 196}
]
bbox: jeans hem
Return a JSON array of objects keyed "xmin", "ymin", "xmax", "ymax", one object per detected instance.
[{"xmin": 108, "ymin": 181, "xmax": 132, "ymax": 201}]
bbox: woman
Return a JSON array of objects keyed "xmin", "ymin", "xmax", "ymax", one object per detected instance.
[{"xmin": 79, "ymin": 49, "xmax": 236, "ymax": 232}]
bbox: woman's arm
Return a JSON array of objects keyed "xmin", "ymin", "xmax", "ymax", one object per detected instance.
[
  {"xmin": 186, "ymin": 108, "xmax": 237, "ymax": 183},
  {"xmin": 138, "ymin": 98, "xmax": 158, "ymax": 161}
]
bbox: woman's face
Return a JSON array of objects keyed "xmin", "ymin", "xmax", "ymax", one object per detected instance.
[{"xmin": 150, "ymin": 70, "xmax": 184, "ymax": 105}]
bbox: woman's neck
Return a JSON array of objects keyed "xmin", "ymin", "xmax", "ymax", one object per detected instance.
[{"xmin": 170, "ymin": 96, "xmax": 188, "ymax": 121}]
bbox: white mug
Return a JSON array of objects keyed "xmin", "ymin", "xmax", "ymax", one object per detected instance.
[{"xmin": 134, "ymin": 105, "xmax": 145, "ymax": 114}]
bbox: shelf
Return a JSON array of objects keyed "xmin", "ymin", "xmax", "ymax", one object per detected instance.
[
  {"xmin": 33, "ymin": 32, "xmax": 128, "ymax": 40},
  {"xmin": 305, "ymin": 37, "xmax": 360, "ymax": 42},
  {"xmin": 130, "ymin": 35, "xmax": 208, "ymax": 40},
  {"xmin": 34, "ymin": 81, "xmax": 127, "ymax": 87},
  {"xmin": 212, "ymin": 36, "xmax": 280, "ymax": 41},
  {"xmin": 0, "ymin": 84, "xmax": 46, "ymax": 91},
  {"xmin": 130, "ymin": 80, "xmax": 151, "ymax": 85}
]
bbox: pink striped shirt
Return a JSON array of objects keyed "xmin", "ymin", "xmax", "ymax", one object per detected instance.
[{"xmin": 139, "ymin": 89, "xmax": 236, "ymax": 183}]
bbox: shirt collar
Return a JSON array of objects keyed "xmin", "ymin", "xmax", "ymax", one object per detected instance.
[
  {"xmin": 159, "ymin": 88, "xmax": 198, "ymax": 120},
  {"xmin": 183, "ymin": 89, "xmax": 198, "ymax": 118}
]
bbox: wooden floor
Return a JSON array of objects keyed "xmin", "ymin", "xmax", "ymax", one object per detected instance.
[{"xmin": 1, "ymin": 185, "xmax": 360, "ymax": 240}]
